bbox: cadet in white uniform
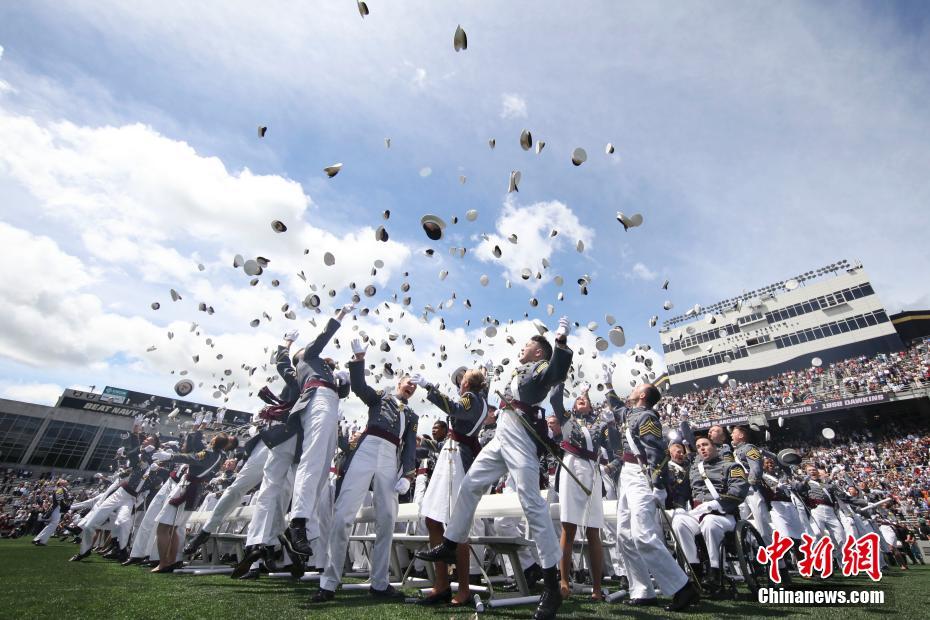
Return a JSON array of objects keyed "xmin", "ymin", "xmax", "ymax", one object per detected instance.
[
  {"xmin": 411, "ymin": 367, "xmax": 488, "ymax": 606},
  {"xmin": 418, "ymin": 318, "xmax": 573, "ymax": 620},
  {"xmin": 312, "ymin": 339, "xmax": 418, "ymax": 603},
  {"xmin": 605, "ymin": 379, "xmax": 700, "ymax": 612}
]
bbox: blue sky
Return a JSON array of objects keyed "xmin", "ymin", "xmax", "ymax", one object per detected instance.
[{"xmin": 0, "ymin": 1, "xmax": 928, "ymax": 426}]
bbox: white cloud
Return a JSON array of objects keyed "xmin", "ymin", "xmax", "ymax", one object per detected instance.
[
  {"xmin": 0, "ymin": 381, "xmax": 63, "ymax": 406},
  {"xmin": 500, "ymin": 93, "xmax": 528, "ymax": 119},
  {"xmin": 630, "ymin": 262, "xmax": 657, "ymax": 281},
  {"xmin": 474, "ymin": 199, "xmax": 594, "ymax": 292}
]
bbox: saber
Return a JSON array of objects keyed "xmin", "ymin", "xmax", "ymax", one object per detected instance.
[{"xmin": 495, "ymin": 390, "xmax": 591, "ymax": 496}]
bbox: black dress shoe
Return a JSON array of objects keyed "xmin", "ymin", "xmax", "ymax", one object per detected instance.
[
  {"xmin": 665, "ymin": 582, "xmax": 700, "ymax": 612},
  {"xmin": 238, "ymin": 568, "xmax": 261, "ymax": 580},
  {"xmin": 310, "ymin": 588, "xmax": 336, "ymax": 603},
  {"xmin": 231, "ymin": 547, "xmax": 263, "ymax": 579},
  {"xmin": 183, "ymin": 530, "xmax": 212, "ymax": 555},
  {"xmin": 121, "ymin": 557, "xmax": 144, "ymax": 566},
  {"xmin": 617, "ymin": 575, "xmax": 629, "ymax": 591},
  {"xmin": 287, "ymin": 555, "xmax": 306, "ymax": 579},
  {"xmin": 414, "ymin": 540, "xmax": 457, "ymax": 564},
  {"xmin": 261, "ymin": 545, "xmax": 279, "ymax": 572},
  {"xmin": 288, "ymin": 523, "xmax": 313, "ymax": 557},
  {"xmin": 69, "ymin": 550, "xmax": 91, "ymax": 562},
  {"xmin": 624, "ymin": 597, "xmax": 658, "ymax": 606},
  {"xmin": 415, "ymin": 588, "xmax": 452, "ymax": 606},
  {"xmin": 533, "ymin": 588, "xmax": 563, "ymax": 620},
  {"xmin": 370, "ymin": 585, "xmax": 406, "ymax": 600}
]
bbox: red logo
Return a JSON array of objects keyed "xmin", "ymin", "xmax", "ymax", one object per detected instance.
[
  {"xmin": 756, "ymin": 530, "xmax": 794, "ymax": 584},
  {"xmin": 841, "ymin": 533, "xmax": 882, "ymax": 581},
  {"xmin": 798, "ymin": 534, "xmax": 835, "ymax": 579}
]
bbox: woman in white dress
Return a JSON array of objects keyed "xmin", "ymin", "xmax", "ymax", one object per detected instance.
[
  {"xmin": 410, "ymin": 367, "xmax": 488, "ymax": 607},
  {"xmin": 549, "ymin": 381, "xmax": 619, "ymax": 601}
]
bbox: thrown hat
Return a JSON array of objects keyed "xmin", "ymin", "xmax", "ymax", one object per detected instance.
[
  {"xmin": 488, "ymin": 138, "xmax": 496, "ymax": 149},
  {"xmin": 466, "ymin": 209, "xmax": 478, "ymax": 221},
  {"xmin": 421, "ymin": 214, "xmax": 446, "ymax": 241},
  {"xmin": 605, "ymin": 143, "xmax": 615, "ymax": 154},
  {"xmin": 535, "ymin": 141, "xmax": 546, "ymax": 154},
  {"xmin": 175, "ymin": 379, "xmax": 194, "ymax": 397},
  {"xmin": 571, "ymin": 147, "xmax": 587, "ymax": 166},
  {"xmin": 323, "ymin": 163, "xmax": 343, "ymax": 178},
  {"xmin": 258, "ymin": 126, "xmax": 267, "ymax": 138},
  {"xmin": 323, "ymin": 252, "xmax": 336, "ymax": 266},
  {"xmin": 375, "ymin": 226, "xmax": 389, "ymax": 242},
  {"xmin": 453, "ymin": 25, "xmax": 467, "ymax": 51},
  {"xmin": 508, "ymin": 170, "xmax": 521, "ymax": 193},
  {"xmin": 271, "ymin": 220, "xmax": 287, "ymax": 233},
  {"xmin": 357, "ymin": 1, "xmax": 369, "ymax": 17},
  {"xmin": 608, "ymin": 326, "xmax": 625, "ymax": 347},
  {"xmin": 520, "ymin": 129, "xmax": 532, "ymax": 151}
]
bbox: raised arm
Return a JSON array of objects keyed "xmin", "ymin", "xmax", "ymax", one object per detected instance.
[
  {"xmin": 548, "ymin": 383, "xmax": 570, "ymax": 426},
  {"xmin": 347, "ymin": 353, "xmax": 380, "ymax": 408}
]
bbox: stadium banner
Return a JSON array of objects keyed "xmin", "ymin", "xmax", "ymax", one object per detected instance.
[
  {"xmin": 692, "ymin": 393, "xmax": 892, "ymax": 429},
  {"xmin": 58, "ymin": 394, "xmax": 145, "ymax": 418},
  {"xmin": 56, "ymin": 389, "xmax": 251, "ymax": 427}
]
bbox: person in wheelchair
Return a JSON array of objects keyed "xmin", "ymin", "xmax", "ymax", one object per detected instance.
[
  {"xmin": 671, "ymin": 437, "xmax": 749, "ymax": 591},
  {"xmin": 731, "ymin": 426, "xmax": 773, "ymax": 544}
]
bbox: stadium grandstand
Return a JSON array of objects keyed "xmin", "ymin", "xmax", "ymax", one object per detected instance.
[
  {"xmin": 660, "ymin": 260, "xmax": 903, "ymax": 393},
  {"xmin": 0, "ymin": 387, "xmax": 250, "ymax": 478}
]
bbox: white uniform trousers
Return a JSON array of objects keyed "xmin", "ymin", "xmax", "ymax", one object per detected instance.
[
  {"xmin": 445, "ymin": 410, "xmax": 560, "ymax": 569},
  {"xmin": 878, "ymin": 524, "xmax": 898, "ymax": 551},
  {"xmin": 670, "ymin": 509, "xmax": 735, "ymax": 567},
  {"xmin": 204, "ymin": 443, "xmax": 268, "ymax": 533},
  {"xmin": 600, "ymin": 470, "xmax": 626, "ymax": 577},
  {"xmin": 34, "ymin": 506, "xmax": 61, "ymax": 544},
  {"xmin": 811, "ymin": 505, "xmax": 846, "ymax": 561},
  {"xmin": 79, "ymin": 487, "xmax": 134, "ymax": 554},
  {"xmin": 792, "ymin": 494, "xmax": 817, "ymax": 537},
  {"xmin": 616, "ymin": 466, "xmax": 688, "ymax": 599},
  {"xmin": 742, "ymin": 489, "xmax": 772, "ymax": 543},
  {"xmin": 246, "ymin": 439, "xmax": 297, "ymax": 547},
  {"xmin": 291, "ymin": 388, "xmax": 340, "ymax": 522},
  {"xmin": 320, "ymin": 435, "xmax": 399, "ymax": 592},
  {"xmin": 130, "ymin": 480, "xmax": 174, "ymax": 559},
  {"xmin": 770, "ymin": 500, "xmax": 804, "ymax": 540},
  {"xmin": 309, "ymin": 477, "xmax": 335, "ymax": 570}
]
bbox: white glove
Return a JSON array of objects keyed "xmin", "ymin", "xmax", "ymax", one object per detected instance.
[
  {"xmin": 116, "ymin": 447, "xmax": 126, "ymax": 458},
  {"xmin": 410, "ymin": 373, "xmax": 430, "ymax": 388},
  {"xmin": 351, "ymin": 338, "xmax": 368, "ymax": 355},
  {"xmin": 554, "ymin": 316, "xmax": 570, "ymax": 339},
  {"xmin": 341, "ymin": 303, "xmax": 355, "ymax": 314},
  {"xmin": 334, "ymin": 370, "xmax": 350, "ymax": 384},
  {"xmin": 602, "ymin": 364, "xmax": 613, "ymax": 387},
  {"xmin": 152, "ymin": 450, "xmax": 173, "ymax": 462},
  {"xmin": 689, "ymin": 500, "xmax": 720, "ymax": 518},
  {"xmin": 652, "ymin": 487, "xmax": 667, "ymax": 505},
  {"xmin": 164, "ymin": 441, "xmax": 180, "ymax": 450},
  {"xmin": 483, "ymin": 359, "xmax": 495, "ymax": 374},
  {"xmin": 394, "ymin": 477, "xmax": 411, "ymax": 495},
  {"xmin": 284, "ymin": 330, "xmax": 300, "ymax": 342},
  {"xmin": 579, "ymin": 381, "xmax": 591, "ymax": 394},
  {"xmin": 142, "ymin": 445, "xmax": 156, "ymax": 453}
]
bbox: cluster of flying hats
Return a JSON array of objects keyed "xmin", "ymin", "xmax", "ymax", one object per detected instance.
[{"xmin": 143, "ymin": 19, "xmax": 673, "ymax": 409}]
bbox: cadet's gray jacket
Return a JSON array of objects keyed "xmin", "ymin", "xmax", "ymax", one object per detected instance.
[
  {"xmin": 504, "ymin": 345, "xmax": 573, "ymax": 406},
  {"xmin": 424, "ymin": 385, "xmax": 487, "ymax": 472},
  {"xmin": 289, "ymin": 318, "xmax": 343, "ymax": 415},
  {"xmin": 605, "ymin": 389, "xmax": 669, "ymax": 488},
  {"xmin": 347, "ymin": 359, "xmax": 418, "ymax": 476},
  {"xmin": 689, "ymin": 455, "xmax": 749, "ymax": 515}
]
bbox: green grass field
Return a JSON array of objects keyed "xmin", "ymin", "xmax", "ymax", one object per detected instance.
[{"xmin": 1, "ymin": 538, "xmax": 927, "ymax": 619}]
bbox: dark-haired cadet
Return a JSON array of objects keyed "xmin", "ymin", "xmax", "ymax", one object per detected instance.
[
  {"xmin": 604, "ymin": 379, "xmax": 700, "ymax": 612},
  {"xmin": 418, "ymin": 318, "xmax": 573, "ymax": 620}
]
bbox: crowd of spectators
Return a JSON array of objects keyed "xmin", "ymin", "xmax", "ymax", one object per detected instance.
[
  {"xmin": 0, "ymin": 470, "xmax": 108, "ymax": 539},
  {"xmin": 659, "ymin": 340, "xmax": 930, "ymax": 427}
]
